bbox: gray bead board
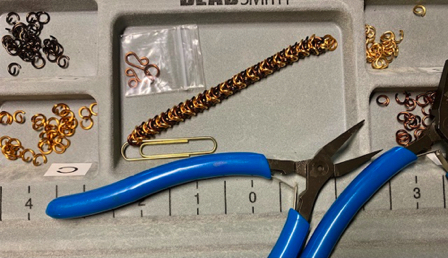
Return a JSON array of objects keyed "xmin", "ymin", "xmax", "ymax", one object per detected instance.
[{"xmin": 1, "ymin": 0, "xmax": 448, "ymax": 257}]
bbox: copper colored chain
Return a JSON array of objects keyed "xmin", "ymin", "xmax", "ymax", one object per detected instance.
[{"xmin": 127, "ymin": 34, "xmax": 338, "ymax": 146}]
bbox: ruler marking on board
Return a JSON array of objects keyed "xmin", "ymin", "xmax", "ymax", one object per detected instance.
[
  {"xmin": 8, "ymin": 175, "xmax": 448, "ymax": 221},
  {"xmin": 251, "ymin": 180, "xmax": 254, "ymax": 213},
  {"xmin": 279, "ymin": 182, "xmax": 282, "ymax": 213},
  {"xmin": 389, "ymin": 181, "xmax": 393, "ymax": 210},
  {"xmin": 82, "ymin": 185, "xmax": 87, "ymax": 219},
  {"xmin": 334, "ymin": 178, "xmax": 338, "ymax": 199},
  {"xmin": 443, "ymin": 175, "xmax": 446, "ymax": 209},
  {"xmin": 169, "ymin": 188, "xmax": 172, "ymax": 216},
  {"xmin": 224, "ymin": 181, "xmax": 227, "ymax": 215},
  {"xmin": 0, "ymin": 186, "xmax": 2, "ymax": 221}
]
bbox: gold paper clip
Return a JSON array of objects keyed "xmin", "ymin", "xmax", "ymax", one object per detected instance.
[{"xmin": 121, "ymin": 136, "xmax": 217, "ymax": 161}]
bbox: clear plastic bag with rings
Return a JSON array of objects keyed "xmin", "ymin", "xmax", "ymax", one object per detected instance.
[{"xmin": 121, "ymin": 24, "xmax": 205, "ymax": 96}]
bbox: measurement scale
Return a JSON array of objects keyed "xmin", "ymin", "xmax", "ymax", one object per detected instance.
[
  {"xmin": 0, "ymin": 163, "xmax": 447, "ymax": 257},
  {"xmin": 1, "ymin": 162, "xmax": 447, "ymax": 222}
]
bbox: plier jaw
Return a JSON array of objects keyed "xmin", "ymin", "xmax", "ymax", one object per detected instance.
[
  {"xmin": 268, "ymin": 120, "xmax": 381, "ymax": 222},
  {"xmin": 407, "ymin": 60, "xmax": 448, "ymax": 157}
]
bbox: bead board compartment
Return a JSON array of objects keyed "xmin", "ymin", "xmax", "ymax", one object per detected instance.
[
  {"xmin": 0, "ymin": 97, "xmax": 99, "ymax": 181},
  {"xmin": 0, "ymin": 0, "xmax": 98, "ymax": 78}
]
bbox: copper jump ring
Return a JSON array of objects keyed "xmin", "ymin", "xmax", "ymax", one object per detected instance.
[{"xmin": 376, "ymin": 95, "xmax": 390, "ymax": 106}]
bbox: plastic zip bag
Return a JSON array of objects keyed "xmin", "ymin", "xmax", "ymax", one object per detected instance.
[{"xmin": 121, "ymin": 25, "xmax": 205, "ymax": 97}]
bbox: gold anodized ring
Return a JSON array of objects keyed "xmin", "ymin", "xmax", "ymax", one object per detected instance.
[
  {"xmin": 80, "ymin": 116, "xmax": 94, "ymax": 130},
  {"xmin": 21, "ymin": 148, "xmax": 35, "ymax": 162},
  {"xmin": 79, "ymin": 106, "xmax": 92, "ymax": 118},
  {"xmin": 89, "ymin": 102, "xmax": 98, "ymax": 116},
  {"xmin": 13, "ymin": 110, "xmax": 26, "ymax": 124},
  {"xmin": 413, "ymin": 5, "xmax": 426, "ymax": 17},
  {"xmin": 33, "ymin": 153, "xmax": 47, "ymax": 166}
]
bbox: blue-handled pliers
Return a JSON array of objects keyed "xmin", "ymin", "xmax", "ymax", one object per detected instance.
[
  {"xmin": 46, "ymin": 120, "xmax": 380, "ymax": 257},
  {"xmin": 299, "ymin": 60, "xmax": 448, "ymax": 258}
]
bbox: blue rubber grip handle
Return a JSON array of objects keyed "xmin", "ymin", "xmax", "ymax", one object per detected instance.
[
  {"xmin": 46, "ymin": 152, "xmax": 272, "ymax": 219},
  {"xmin": 300, "ymin": 146, "xmax": 417, "ymax": 258},
  {"xmin": 268, "ymin": 208, "xmax": 310, "ymax": 258}
]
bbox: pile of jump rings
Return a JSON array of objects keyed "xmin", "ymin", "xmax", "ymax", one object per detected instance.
[
  {"xmin": 1, "ymin": 11, "xmax": 69, "ymax": 77},
  {"xmin": 376, "ymin": 91, "xmax": 435, "ymax": 146},
  {"xmin": 365, "ymin": 24, "xmax": 404, "ymax": 69},
  {"xmin": 1, "ymin": 103, "xmax": 97, "ymax": 166}
]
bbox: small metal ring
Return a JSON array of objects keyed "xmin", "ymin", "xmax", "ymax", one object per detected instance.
[
  {"xmin": 21, "ymin": 148, "xmax": 35, "ymax": 162},
  {"xmin": 32, "ymin": 54, "xmax": 46, "ymax": 69},
  {"xmin": 128, "ymin": 78, "xmax": 139, "ymax": 88},
  {"xmin": 57, "ymin": 55, "xmax": 70, "ymax": 69},
  {"xmin": 413, "ymin": 5, "xmax": 426, "ymax": 17},
  {"xmin": 52, "ymin": 103, "xmax": 70, "ymax": 116},
  {"xmin": 395, "ymin": 92, "xmax": 410, "ymax": 105},
  {"xmin": 8, "ymin": 63, "xmax": 21, "ymax": 76},
  {"xmin": 52, "ymin": 142, "xmax": 66, "ymax": 154},
  {"xmin": 7, "ymin": 137, "xmax": 21, "ymax": 147},
  {"xmin": 405, "ymin": 98, "xmax": 416, "ymax": 111},
  {"xmin": 376, "ymin": 95, "xmax": 390, "ymax": 106},
  {"xmin": 80, "ymin": 116, "xmax": 94, "ymax": 130},
  {"xmin": 33, "ymin": 153, "xmax": 47, "ymax": 166},
  {"xmin": 416, "ymin": 93, "xmax": 430, "ymax": 107},
  {"xmin": 6, "ymin": 12, "xmax": 20, "ymax": 25},
  {"xmin": 0, "ymin": 111, "xmax": 13, "ymax": 125},
  {"xmin": 37, "ymin": 12, "xmax": 50, "ymax": 25},
  {"xmin": 397, "ymin": 111, "xmax": 410, "ymax": 123},
  {"xmin": 0, "ymin": 136, "xmax": 11, "ymax": 147},
  {"xmin": 13, "ymin": 110, "xmax": 26, "ymax": 124},
  {"xmin": 78, "ymin": 106, "xmax": 92, "ymax": 118},
  {"xmin": 55, "ymin": 136, "xmax": 71, "ymax": 149},
  {"xmin": 38, "ymin": 139, "xmax": 53, "ymax": 155},
  {"xmin": 26, "ymin": 12, "xmax": 39, "ymax": 23},
  {"xmin": 89, "ymin": 103, "xmax": 98, "ymax": 116}
]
